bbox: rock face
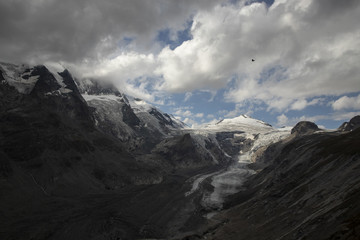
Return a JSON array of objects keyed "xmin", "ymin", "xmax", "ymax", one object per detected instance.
[
  {"xmin": 149, "ymin": 133, "xmax": 229, "ymax": 170},
  {"xmin": 190, "ymin": 127, "xmax": 360, "ymax": 240},
  {"xmin": 291, "ymin": 121, "xmax": 320, "ymax": 135},
  {"xmin": 76, "ymin": 78, "xmax": 186, "ymax": 153},
  {"xmin": 338, "ymin": 115, "xmax": 360, "ymax": 132},
  {"xmin": 0, "ymin": 63, "xmax": 162, "ymax": 193},
  {"xmin": 3, "ymin": 62, "xmax": 360, "ymax": 240},
  {"xmin": 0, "ymin": 62, "xmax": 237, "ymax": 239}
]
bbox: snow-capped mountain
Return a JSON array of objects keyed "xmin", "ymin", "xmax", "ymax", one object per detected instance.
[
  {"xmin": 0, "ymin": 62, "xmax": 185, "ymax": 152},
  {"xmin": 206, "ymin": 114, "xmax": 272, "ymax": 132},
  {"xmin": 185, "ymin": 114, "xmax": 291, "ymax": 209},
  {"xmin": 0, "ymin": 62, "xmax": 75, "ymax": 95},
  {"xmin": 189, "ymin": 114, "xmax": 290, "ymax": 162},
  {"xmin": 74, "ymin": 77, "xmax": 185, "ymax": 152},
  {"xmin": 0, "ymin": 62, "xmax": 39, "ymax": 94},
  {"xmin": 3, "ymin": 62, "xmax": 359, "ymax": 240}
]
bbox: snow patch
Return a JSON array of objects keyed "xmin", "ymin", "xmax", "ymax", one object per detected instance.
[
  {"xmin": 202, "ymin": 114, "xmax": 273, "ymax": 134},
  {"xmin": 127, "ymin": 96, "xmax": 153, "ymax": 113},
  {"xmin": 44, "ymin": 62, "xmax": 72, "ymax": 94},
  {"xmin": 82, "ymin": 94, "xmax": 124, "ymax": 102},
  {"xmin": 0, "ymin": 62, "xmax": 38, "ymax": 93}
]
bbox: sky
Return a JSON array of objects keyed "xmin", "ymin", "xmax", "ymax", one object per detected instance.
[{"xmin": 1, "ymin": 0, "xmax": 360, "ymax": 129}]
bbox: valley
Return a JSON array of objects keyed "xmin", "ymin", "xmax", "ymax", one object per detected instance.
[{"xmin": 1, "ymin": 63, "xmax": 360, "ymax": 239}]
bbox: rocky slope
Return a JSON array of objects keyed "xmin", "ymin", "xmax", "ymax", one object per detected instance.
[
  {"xmin": 0, "ymin": 63, "xmax": 193, "ymax": 239},
  {"xmin": 338, "ymin": 115, "xmax": 360, "ymax": 132},
  {"xmin": 2, "ymin": 62, "xmax": 359, "ymax": 240},
  {"xmin": 0, "ymin": 62, "xmax": 258, "ymax": 239},
  {"xmin": 75, "ymin": 77, "xmax": 185, "ymax": 153},
  {"xmin": 187, "ymin": 119, "xmax": 360, "ymax": 240},
  {"xmin": 0, "ymin": 63, "xmax": 167, "ymax": 192}
]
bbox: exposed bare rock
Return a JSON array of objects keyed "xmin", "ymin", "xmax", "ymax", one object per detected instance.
[
  {"xmin": 188, "ymin": 128, "xmax": 360, "ymax": 240},
  {"xmin": 291, "ymin": 121, "xmax": 320, "ymax": 135},
  {"xmin": 338, "ymin": 115, "xmax": 360, "ymax": 132}
]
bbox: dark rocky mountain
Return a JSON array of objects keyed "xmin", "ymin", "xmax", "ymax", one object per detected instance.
[
  {"xmin": 1, "ymin": 62, "xmax": 360, "ymax": 240},
  {"xmin": 291, "ymin": 120, "xmax": 320, "ymax": 135},
  {"xmin": 185, "ymin": 122, "xmax": 360, "ymax": 240},
  {"xmin": 0, "ymin": 63, "xmax": 232, "ymax": 239},
  {"xmin": 338, "ymin": 115, "xmax": 360, "ymax": 132}
]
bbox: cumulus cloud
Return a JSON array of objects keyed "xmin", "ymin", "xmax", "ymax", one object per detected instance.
[
  {"xmin": 1, "ymin": 0, "xmax": 360, "ymax": 115},
  {"xmin": 277, "ymin": 114, "xmax": 289, "ymax": 126},
  {"xmin": 332, "ymin": 94, "xmax": 360, "ymax": 111},
  {"xmin": 289, "ymin": 98, "xmax": 323, "ymax": 111},
  {"xmin": 0, "ymin": 0, "xmax": 223, "ymax": 64},
  {"xmin": 290, "ymin": 99, "xmax": 308, "ymax": 111},
  {"xmin": 154, "ymin": 0, "xmax": 360, "ymax": 110},
  {"xmin": 195, "ymin": 113, "xmax": 204, "ymax": 118},
  {"xmin": 175, "ymin": 109, "xmax": 193, "ymax": 117}
]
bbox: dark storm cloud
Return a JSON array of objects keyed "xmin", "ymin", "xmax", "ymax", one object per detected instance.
[
  {"xmin": 0, "ymin": 0, "xmax": 222, "ymax": 64},
  {"xmin": 314, "ymin": 0, "xmax": 360, "ymax": 16}
]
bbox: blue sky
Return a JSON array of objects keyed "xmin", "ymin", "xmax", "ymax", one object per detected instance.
[
  {"xmin": 158, "ymin": 81, "xmax": 360, "ymax": 129},
  {"xmin": 150, "ymin": 0, "xmax": 360, "ymax": 128},
  {"xmin": 1, "ymin": 0, "xmax": 359, "ymax": 129}
]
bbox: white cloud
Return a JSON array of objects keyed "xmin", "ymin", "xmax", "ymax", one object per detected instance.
[
  {"xmin": 1, "ymin": 0, "xmax": 360, "ymax": 119},
  {"xmin": 277, "ymin": 114, "xmax": 289, "ymax": 126},
  {"xmin": 183, "ymin": 117, "xmax": 199, "ymax": 128},
  {"xmin": 332, "ymin": 94, "xmax": 360, "ymax": 111},
  {"xmin": 288, "ymin": 98, "xmax": 325, "ymax": 111},
  {"xmin": 153, "ymin": 0, "xmax": 360, "ymax": 111},
  {"xmin": 0, "ymin": 0, "xmax": 225, "ymax": 63},
  {"xmin": 195, "ymin": 113, "xmax": 204, "ymax": 118},
  {"xmin": 290, "ymin": 99, "xmax": 308, "ymax": 111},
  {"xmin": 175, "ymin": 109, "xmax": 192, "ymax": 117},
  {"xmin": 184, "ymin": 92, "xmax": 193, "ymax": 102}
]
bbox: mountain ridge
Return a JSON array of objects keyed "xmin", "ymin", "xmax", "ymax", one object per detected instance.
[{"xmin": 1, "ymin": 61, "xmax": 359, "ymax": 239}]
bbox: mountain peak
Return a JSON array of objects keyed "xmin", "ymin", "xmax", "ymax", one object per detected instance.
[
  {"xmin": 338, "ymin": 115, "xmax": 360, "ymax": 132},
  {"xmin": 0, "ymin": 62, "xmax": 74, "ymax": 95},
  {"xmin": 291, "ymin": 121, "xmax": 320, "ymax": 135},
  {"xmin": 205, "ymin": 114, "xmax": 272, "ymax": 133}
]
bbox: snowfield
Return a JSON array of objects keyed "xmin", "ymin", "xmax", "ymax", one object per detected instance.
[
  {"xmin": 0, "ymin": 62, "xmax": 38, "ymax": 94},
  {"xmin": 0, "ymin": 62, "xmax": 72, "ymax": 94}
]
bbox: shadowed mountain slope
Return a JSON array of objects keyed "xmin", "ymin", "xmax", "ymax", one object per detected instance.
[{"xmin": 190, "ymin": 125, "xmax": 360, "ymax": 240}]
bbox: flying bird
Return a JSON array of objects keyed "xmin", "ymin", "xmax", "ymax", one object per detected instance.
[{"xmin": 251, "ymin": 59, "xmax": 255, "ymax": 62}]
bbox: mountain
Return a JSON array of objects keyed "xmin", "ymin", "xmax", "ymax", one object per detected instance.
[
  {"xmin": 338, "ymin": 115, "xmax": 360, "ymax": 132},
  {"xmin": 185, "ymin": 122, "xmax": 360, "ymax": 240},
  {"xmin": 291, "ymin": 121, "xmax": 321, "ymax": 135},
  {"xmin": 1, "ymin": 62, "xmax": 360, "ymax": 240},
  {"xmin": 185, "ymin": 115, "xmax": 291, "ymax": 210},
  {"xmin": 0, "ymin": 63, "xmax": 190, "ymax": 239},
  {"xmin": 0, "ymin": 62, "xmax": 165, "ymax": 190},
  {"xmin": 74, "ymin": 77, "xmax": 185, "ymax": 153},
  {"xmin": 0, "ymin": 62, "xmax": 247, "ymax": 239}
]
